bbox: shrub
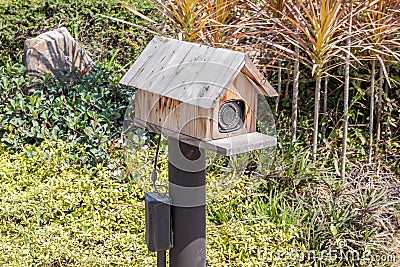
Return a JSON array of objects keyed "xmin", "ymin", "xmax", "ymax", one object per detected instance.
[
  {"xmin": 0, "ymin": 140, "xmax": 153, "ymax": 266},
  {"xmin": 0, "ymin": 140, "xmax": 305, "ymax": 266},
  {"xmin": 206, "ymin": 174, "xmax": 306, "ymax": 267},
  {"xmin": 265, "ymin": 147, "xmax": 400, "ymax": 267},
  {"xmin": 0, "ymin": 63, "xmax": 134, "ymax": 165},
  {"xmin": 0, "ymin": 0, "xmax": 154, "ymax": 67}
]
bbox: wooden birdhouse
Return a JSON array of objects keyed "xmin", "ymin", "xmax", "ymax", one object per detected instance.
[{"xmin": 120, "ymin": 36, "xmax": 278, "ymax": 155}]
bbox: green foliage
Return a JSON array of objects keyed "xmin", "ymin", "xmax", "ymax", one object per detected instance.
[
  {"xmin": 0, "ymin": 63, "xmax": 134, "ymax": 165},
  {"xmin": 0, "ymin": 140, "xmax": 152, "ymax": 266},
  {"xmin": 0, "ymin": 0, "xmax": 153, "ymax": 67},
  {"xmin": 207, "ymin": 220, "xmax": 304, "ymax": 267},
  {"xmin": 265, "ymin": 144, "xmax": 399, "ymax": 267},
  {"xmin": 0, "ymin": 141, "xmax": 306, "ymax": 266}
]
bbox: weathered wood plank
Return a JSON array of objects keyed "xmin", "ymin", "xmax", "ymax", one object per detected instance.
[
  {"xmin": 242, "ymin": 55, "xmax": 278, "ymax": 97},
  {"xmin": 183, "ymin": 51, "xmax": 245, "ymax": 108},
  {"xmin": 232, "ymin": 72, "xmax": 258, "ymax": 133},
  {"xmin": 120, "ymin": 36, "xmax": 250, "ymax": 109},
  {"xmin": 135, "ymin": 90, "xmax": 213, "ymax": 140},
  {"xmin": 211, "ymin": 72, "xmax": 257, "ymax": 139},
  {"xmin": 203, "ymin": 132, "xmax": 276, "ymax": 156},
  {"xmin": 133, "ymin": 39, "xmax": 189, "ymax": 89},
  {"xmin": 120, "ymin": 36, "xmax": 171, "ymax": 85},
  {"xmin": 133, "ymin": 118, "xmax": 276, "ymax": 156}
]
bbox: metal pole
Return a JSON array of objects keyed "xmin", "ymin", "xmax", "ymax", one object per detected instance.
[
  {"xmin": 157, "ymin": 251, "xmax": 167, "ymax": 267},
  {"xmin": 168, "ymin": 137, "xmax": 206, "ymax": 267}
]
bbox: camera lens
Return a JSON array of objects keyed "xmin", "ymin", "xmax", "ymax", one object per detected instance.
[{"xmin": 218, "ymin": 100, "xmax": 245, "ymax": 133}]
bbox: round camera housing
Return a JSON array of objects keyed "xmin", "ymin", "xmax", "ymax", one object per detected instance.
[{"xmin": 218, "ymin": 99, "xmax": 245, "ymax": 133}]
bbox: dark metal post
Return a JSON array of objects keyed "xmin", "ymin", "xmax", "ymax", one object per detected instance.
[
  {"xmin": 157, "ymin": 251, "xmax": 167, "ymax": 267},
  {"xmin": 168, "ymin": 137, "xmax": 206, "ymax": 267}
]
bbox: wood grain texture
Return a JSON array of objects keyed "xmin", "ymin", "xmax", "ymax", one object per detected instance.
[
  {"xmin": 135, "ymin": 72, "xmax": 259, "ymax": 141},
  {"xmin": 133, "ymin": 118, "xmax": 276, "ymax": 156},
  {"xmin": 203, "ymin": 132, "xmax": 276, "ymax": 156},
  {"xmin": 211, "ymin": 72, "xmax": 258, "ymax": 139},
  {"xmin": 122, "ymin": 36, "xmax": 278, "ymax": 142},
  {"xmin": 242, "ymin": 55, "xmax": 278, "ymax": 97},
  {"xmin": 120, "ymin": 36, "xmax": 246, "ymax": 109},
  {"xmin": 120, "ymin": 36, "xmax": 276, "ymax": 109},
  {"xmin": 135, "ymin": 89, "xmax": 213, "ymax": 140}
]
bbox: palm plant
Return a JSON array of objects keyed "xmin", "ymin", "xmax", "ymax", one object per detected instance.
[
  {"xmin": 114, "ymin": 0, "xmax": 243, "ymax": 44},
  {"xmin": 291, "ymin": 3, "xmax": 300, "ymax": 143},
  {"xmin": 269, "ymin": 1, "xmax": 285, "ymax": 118},
  {"xmin": 341, "ymin": 0, "xmax": 354, "ymax": 179},
  {"xmin": 359, "ymin": 0, "xmax": 400, "ymax": 164},
  {"xmin": 250, "ymin": 0, "xmax": 301, "ymax": 142},
  {"xmin": 271, "ymin": 0, "xmax": 360, "ymax": 161},
  {"xmin": 322, "ymin": 75, "xmax": 329, "ymax": 117},
  {"xmin": 201, "ymin": 0, "xmax": 244, "ymax": 46},
  {"xmin": 146, "ymin": 0, "xmax": 211, "ymax": 42},
  {"xmin": 274, "ymin": 57, "xmax": 282, "ymax": 117},
  {"xmin": 134, "ymin": 0, "xmax": 251, "ymax": 46}
]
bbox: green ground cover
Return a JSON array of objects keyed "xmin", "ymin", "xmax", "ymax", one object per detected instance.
[{"xmin": 0, "ymin": 141, "xmax": 303, "ymax": 266}]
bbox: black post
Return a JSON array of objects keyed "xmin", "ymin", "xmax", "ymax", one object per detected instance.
[
  {"xmin": 157, "ymin": 251, "xmax": 167, "ymax": 267},
  {"xmin": 168, "ymin": 137, "xmax": 206, "ymax": 267}
]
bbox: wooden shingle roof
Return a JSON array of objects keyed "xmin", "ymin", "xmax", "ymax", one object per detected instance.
[{"xmin": 120, "ymin": 36, "xmax": 277, "ymax": 109}]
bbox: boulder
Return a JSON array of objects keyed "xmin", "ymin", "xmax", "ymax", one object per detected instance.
[{"xmin": 23, "ymin": 27, "xmax": 94, "ymax": 79}]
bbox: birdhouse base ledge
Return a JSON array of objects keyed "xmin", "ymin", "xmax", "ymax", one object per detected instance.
[{"xmin": 134, "ymin": 118, "xmax": 276, "ymax": 156}]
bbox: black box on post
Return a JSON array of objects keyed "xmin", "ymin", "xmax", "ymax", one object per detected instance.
[{"xmin": 145, "ymin": 192, "xmax": 171, "ymax": 252}]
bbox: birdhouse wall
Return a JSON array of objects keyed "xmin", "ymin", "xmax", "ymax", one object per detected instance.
[
  {"xmin": 134, "ymin": 89, "xmax": 214, "ymax": 140},
  {"xmin": 211, "ymin": 72, "xmax": 258, "ymax": 139}
]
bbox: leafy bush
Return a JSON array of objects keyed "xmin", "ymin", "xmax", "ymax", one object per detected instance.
[
  {"xmin": 0, "ymin": 62, "xmax": 134, "ymax": 165},
  {"xmin": 264, "ymin": 146, "xmax": 400, "ymax": 267},
  {"xmin": 206, "ymin": 174, "xmax": 306, "ymax": 267},
  {"xmin": 0, "ymin": 0, "xmax": 154, "ymax": 67},
  {"xmin": 0, "ymin": 140, "xmax": 153, "ymax": 266},
  {"xmin": 0, "ymin": 140, "xmax": 305, "ymax": 266}
]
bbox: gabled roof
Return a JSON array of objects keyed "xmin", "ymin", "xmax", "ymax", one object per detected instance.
[{"xmin": 120, "ymin": 36, "xmax": 277, "ymax": 109}]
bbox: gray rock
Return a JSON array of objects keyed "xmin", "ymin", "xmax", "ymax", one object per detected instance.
[{"xmin": 23, "ymin": 27, "xmax": 94, "ymax": 79}]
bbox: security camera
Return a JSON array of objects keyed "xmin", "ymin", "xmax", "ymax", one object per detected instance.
[{"xmin": 218, "ymin": 99, "xmax": 245, "ymax": 133}]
